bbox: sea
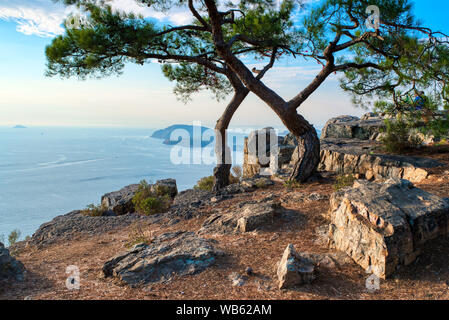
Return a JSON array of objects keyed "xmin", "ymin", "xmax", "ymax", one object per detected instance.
[{"xmin": 0, "ymin": 125, "xmax": 321, "ymax": 241}]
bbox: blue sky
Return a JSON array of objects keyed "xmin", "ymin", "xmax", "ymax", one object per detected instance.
[{"xmin": 0, "ymin": 0, "xmax": 448, "ymax": 128}]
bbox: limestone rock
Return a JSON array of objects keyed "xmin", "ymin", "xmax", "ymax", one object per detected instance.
[
  {"xmin": 152, "ymin": 179, "xmax": 178, "ymax": 198},
  {"xmin": 199, "ymin": 199, "xmax": 283, "ymax": 235},
  {"xmin": 243, "ymin": 128, "xmax": 293, "ymax": 178},
  {"xmin": 243, "ymin": 128, "xmax": 276, "ymax": 178},
  {"xmin": 0, "ymin": 242, "xmax": 25, "ymax": 282},
  {"xmin": 30, "ymin": 211, "xmax": 157, "ymax": 247},
  {"xmin": 321, "ymin": 114, "xmax": 385, "ymax": 140},
  {"xmin": 328, "ymin": 179, "xmax": 449, "ymax": 279},
  {"xmin": 277, "ymin": 244, "xmax": 315, "ymax": 289},
  {"xmin": 319, "ymin": 138, "xmax": 443, "ymax": 183},
  {"xmin": 102, "ymin": 231, "xmax": 222, "ymax": 286},
  {"xmin": 228, "ymin": 272, "xmax": 247, "ymax": 287},
  {"xmin": 101, "ymin": 184, "xmax": 140, "ymax": 215}
]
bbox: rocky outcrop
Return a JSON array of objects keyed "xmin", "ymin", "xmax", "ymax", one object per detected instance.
[
  {"xmin": 242, "ymin": 113, "xmax": 443, "ymax": 182},
  {"xmin": 317, "ymin": 113, "xmax": 444, "ymax": 182},
  {"xmin": 101, "ymin": 184, "xmax": 140, "ymax": 216},
  {"xmin": 321, "ymin": 114, "xmax": 385, "ymax": 141},
  {"xmin": 0, "ymin": 242, "xmax": 25, "ymax": 282},
  {"xmin": 243, "ymin": 128, "xmax": 294, "ymax": 178},
  {"xmin": 319, "ymin": 139, "xmax": 443, "ymax": 183},
  {"xmin": 29, "ymin": 211, "xmax": 158, "ymax": 247},
  {"xmin": 152, "ymin": 179, "xmax": 178, "ymax": 198},
  {"xmin": 277, "ymin": 244, "xmax": 315, "ymax": 289},
  {"xmin": 199, "ymin": 198, "xmax": 283, "ymax": 235},
  {"xmin": 328, "ymin": 179, "xmax": 449, "ymax": 279},
  {"xmin": 102, "ymin": 231, "xmax": 223, "ymax": 286},
  {"xmin": 101, "ymin": 179, "xmax": 178, "ymax": 215}
]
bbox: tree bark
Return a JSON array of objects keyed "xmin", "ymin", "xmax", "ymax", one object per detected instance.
[
  {"xmin": 213, "ymin": 89, "xmax": 249, "ymax": 191},
  {"xmin": 203, "ymin": 1, "xmax": 323, "ymax": 184},
  {"xmin": 277, "ymin": 110, "xmax": 321, "ymax": 182}
]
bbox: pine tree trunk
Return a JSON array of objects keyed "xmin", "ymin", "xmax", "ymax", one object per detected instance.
[
  {"xmin": 279, "ymin": 110, "xmax": 321, "ymax": 182},
  {"xmin": 289, "ymin": 127, "xmax": 320, "ymax": 182},
  {"xmin": 213, "ymin": 90, "xmax": 248, "ymax": 191}
]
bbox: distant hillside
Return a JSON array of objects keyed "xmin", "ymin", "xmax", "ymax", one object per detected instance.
[
  {"xmin": 151, "ymin": 124, "xmax": 214, "ymax": 147},
  {"xmin": 13, "ymin": 125, "xmax": 26, "ymax": 129}
]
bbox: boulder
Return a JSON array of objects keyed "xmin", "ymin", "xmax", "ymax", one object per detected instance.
[
  {"xmin": 243, "ymin": 128, "xmax": 274, "ymax": 178},
  {"xmin": 101, "ymin": 184, "xmax": 140, "ymax": 215},
  {"xmin": 102, "ymin": 231, "xmax": 223, "ymax": 286},
  {"xmin": 319, "ymin": 138, "xmax": 443, "ymax": 183},
  {"xmin": 328, "ymin": 179, "xmax": 449, "ymax": 279},
  {"xmin": 277, "ymin": 244, "xmax": 315, "ymax": 289},
  {"xmin": 0, "ymin": 242, "xmax": 25, "ymax": 282},
  {"xmin": 321, "ymin": 114, "xmax": 385, "ymax": 140},
  {"xmin": 199, "ymin": 198, "xmax": 283, "ymax": 235},
  {"xmin": 151, "ymin": 178, "xmax": 178, "ymax": 198}
]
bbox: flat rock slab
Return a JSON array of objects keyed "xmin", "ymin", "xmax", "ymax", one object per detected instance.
[
  {"xmin": 328, "ymin": 179, "xmax": 449, "ymax": 279},
  {"xmin": 29, "ymin": 211, "xmax": 158, "ymax": 247},
  {"xmin": 319, "ymin": 138, "xmax": 443, "ymax": 183},
  {"xmin": 198, "ymin": 198, "xmax": 283, "ymax": 235},
  {"xmin": 0, "ymin": 242, "xmax": 25, "ymax": 282},
  {"xmin": 102, "ymin": 231, "xmax": 223, "ymax": 286}
]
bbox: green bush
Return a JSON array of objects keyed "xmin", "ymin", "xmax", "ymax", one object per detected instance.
[
  {"xmin": 8, "ymin": 229, "xmax": 21, "ymax": 246},
  {"xmin": 81, "ymin": 203, "xmax": 107, "ymax": 217},
  {"xmin": 194, "ymin": 172, "xmax": 243, "ymax": 191},
  {"xmin": 126, "ymin": 223, "xmax": 153, "ymax": 248},
  {"xmin": 333, "ymin": 174, "xmax": 356, "ymax": 191},
  {"xmin": 132, "ymin": 180, "xmax": 171, "ymax": 216},
  {"xmin": 284, "ymin": 179, "xmax": 302, "ymax": 189},
  {"xmin": 381, "ymin": 119, "xmax": 422, "ymax": 153},
  {"xmin": 194, "ymin": 176, "xmax": 215, "ymax": 191}
]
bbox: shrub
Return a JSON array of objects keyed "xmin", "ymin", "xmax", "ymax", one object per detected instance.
[
  {"xmin": 333, "ymin": 174, "xmax": 356, "ymax": 191},
  {"xmin": 8, "ymin": 229, "xmax": 21, "ymax": 246},
  {"xmin": 132, "ymin": 180, "xmax": 171, "ymax": 216},
  {"xmin": 194, "ymin": 176, "xmax": 215, "ymax": 191},
  {"xmin": 228, "ymin": 174, "xmax": 240, "ymax": 185},
  {"xmin": 126, "ymin": 223, "xmax": 153, "ymax": 248},
  {"xmin": 154, "ymin": 184, "xmax": 171, "ymax": 197},
  {"xmin": 81, "ymin": 203, "xmax": 107, "ymax": 217},
  {"xmin": 381, "ymin": 119, "xmax": 422, "ymax": 153},
  {"xmin": 284, "ymin": 179, "xmax": 302, "ymax": 189},
  {"xmin": 255, "ymin": 179, "xmax": 270, "ymax": 189}
]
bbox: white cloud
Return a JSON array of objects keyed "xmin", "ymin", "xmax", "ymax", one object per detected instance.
[
  {"xmin": 0, "ymin": 0, "xmax": 72, "ymax": 37},
  {"xmin": 0, "ymin": 0, "xmax": 192, "ymax": 37}
]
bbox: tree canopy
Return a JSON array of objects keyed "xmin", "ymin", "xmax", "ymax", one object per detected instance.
[{"xmin": 46, "ymin": 0, "xmax": 449, "ymax": 185}]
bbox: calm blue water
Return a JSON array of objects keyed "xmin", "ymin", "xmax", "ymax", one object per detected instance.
[
  {"xmin": 0, "ymin": 126, "xmax": 321, "ymax": 240},
  {"xmin": 0, "ymin": 127, "xmax": 221, "ymax": 239}
]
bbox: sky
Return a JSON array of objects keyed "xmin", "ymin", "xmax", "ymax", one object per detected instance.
[{"xmin": 1, "ymin": 0, "xmax": 449, "ymax": 129}]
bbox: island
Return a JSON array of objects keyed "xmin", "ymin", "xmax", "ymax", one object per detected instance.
[
  {"xmin": 13, "ymin": 125, "xmax": 26, "ymax": 129},
  {"xmin": 151, "ymin": 124, "xmax": 214, "ymax": 147}
]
